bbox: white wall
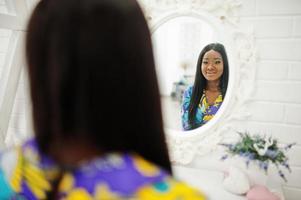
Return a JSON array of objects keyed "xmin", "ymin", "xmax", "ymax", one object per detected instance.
[
  {"xmin": 0, "ymin": 0, "xmax": 32, "ymax": 147},
  {"xmin": 237, "ymin": 1, "xmax": 301, "ymax": 199}
]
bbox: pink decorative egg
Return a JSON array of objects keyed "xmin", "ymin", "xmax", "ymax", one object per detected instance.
[{"xmin": 246, "ymin": 185, "xmax": 280, "ymax": 200}]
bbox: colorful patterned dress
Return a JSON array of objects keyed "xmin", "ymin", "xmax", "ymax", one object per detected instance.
[
  {"xmin": 181, "ymin": 86, "xmax": 223, "ymax": 131},
  {"xmin": 0, "ymin": 138, "xmax": 206, "ymax": 199}
]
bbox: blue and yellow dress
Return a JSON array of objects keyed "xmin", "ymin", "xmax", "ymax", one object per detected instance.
[
  {"xmin": 0, "ymin": 138, "xmax": 206, "ymax": 199},
  {"xmin": 181, "ymin": 86, "xmax": 223, "ymax": 131}
]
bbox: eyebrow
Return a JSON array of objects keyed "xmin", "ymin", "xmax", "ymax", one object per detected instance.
[{"xmin": 203, "ymin": 58, "xmax": 222, "ymax": 60}]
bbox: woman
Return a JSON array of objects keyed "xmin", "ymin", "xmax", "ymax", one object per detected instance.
[
  {"xmin": 181, "ymin": 43, "xmax": 229, "ymax": 131},
  {"xmin": 0, "ymin": 0, "xmax": 206, "ymax": 199}
]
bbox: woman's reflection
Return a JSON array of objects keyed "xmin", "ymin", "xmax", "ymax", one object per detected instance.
[{"xmin": 181, "ymin": 43, "xmax": 229, "ymax": 131}]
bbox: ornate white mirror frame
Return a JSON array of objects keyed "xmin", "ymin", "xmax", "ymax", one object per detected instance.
[{"xmin": 138, "ymin": 0, "xmax": 257, "ymax": 164}]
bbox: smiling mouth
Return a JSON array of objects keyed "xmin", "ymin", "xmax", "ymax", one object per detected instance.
[{"xmin": 206, "ymin": 72, "xmax": 216, "ymax": 75}]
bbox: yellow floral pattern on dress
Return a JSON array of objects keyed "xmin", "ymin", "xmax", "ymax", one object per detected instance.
[
  {"xmin": 66, "ymin": 188, "xmax": 92, "ymax": 200},
  {"xmin": 2, "ymin": 139, "xmax": 206, "ymax": 199},
  {"xmin": 182, "ymin": 86, "xmax": 223, "ymax": 130},
  {"xmin": 132, "ymin": 154, "xmax": 160, "ymax": 177},
  {"xmin": 10, "ymin": 147, "xmax": 53, "ymax": 199},
  {"xmin": 59, "ymin": 173, "xmax": 75, "ymax": 193},
  {"xmin": 136, "ymin": 178, "xmax": 206, "ymax": 200},
  {"xmin": 10, "ymin": 147, "xmax": 23, "ymax": 193},
  {"xmin": 94, "ymin": 183, "xmax": 122, "ymax": 200},
  {"xmin": 201, "ymin": 94, "xmax": 223, "ymax": 123}
]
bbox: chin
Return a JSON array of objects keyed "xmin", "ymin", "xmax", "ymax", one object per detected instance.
[
  {"xmin": 205, "ymin": 74, "xmax": 222, "ymax": 81},
  {"xmin": 205, "ymin": 77, "xmax": 219, "ymax": 81}
]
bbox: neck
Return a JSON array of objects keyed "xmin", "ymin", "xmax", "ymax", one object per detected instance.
[
  {"xmin": 50, "ymin": 138, "xmax": 102, "ymax": 166},
  {"xmin": 206, "ymin": 80, "xmax": 220, "ymax": 92}
]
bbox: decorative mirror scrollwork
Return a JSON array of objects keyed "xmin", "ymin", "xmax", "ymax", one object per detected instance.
[{"xmin": 138, "ymin": 0, "xmax": 257, "ymax": 164}]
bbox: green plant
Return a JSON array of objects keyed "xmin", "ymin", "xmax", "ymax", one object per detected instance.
[{"xmin": 220, "ymin": 131, "xmax": 296, "ymax": 182}]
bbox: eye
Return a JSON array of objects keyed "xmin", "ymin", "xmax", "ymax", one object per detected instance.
[
  {"xmin": 215, "ymin": 61, "xmax": 221, "ymax": 64},
  {"xmin": 202, "ymin": 61, "xmax": 208, "ymax": 64}
]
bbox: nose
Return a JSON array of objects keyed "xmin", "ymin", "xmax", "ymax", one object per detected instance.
[{"xmin": 208, "ymin": 63, "xmax": 214, "ymax": 70}]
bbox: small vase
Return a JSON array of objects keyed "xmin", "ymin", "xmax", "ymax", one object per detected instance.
[
  {"xmin": 223, "ymin": 165, "xmax": 251, "ymax": 194},
  {"xmin": 229, "ymin": 157, "xmax": 268, "ymax": 186},
  {"xmin": 246, "ymin": 164, "xmax": 268, "ymax": 186}
]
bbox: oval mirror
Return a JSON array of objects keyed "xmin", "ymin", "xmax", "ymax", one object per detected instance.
[{"xmin": 152, "ymin": 16, "xmax": 226, "ymax": 132}]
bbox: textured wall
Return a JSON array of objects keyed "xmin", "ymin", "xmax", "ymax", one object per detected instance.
[{"xmin": 238, "ymin": 1, "xmax": 301, "ymax": 199}]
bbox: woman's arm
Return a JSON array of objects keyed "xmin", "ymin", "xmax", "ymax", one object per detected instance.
[{"xmin": 181, "ymin": 86, "xmax": 193, "ymax": 131}]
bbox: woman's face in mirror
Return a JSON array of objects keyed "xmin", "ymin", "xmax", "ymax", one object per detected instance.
[{"xmin": 201, "ymin": 50, "xmax": 224, "ymax": 81}]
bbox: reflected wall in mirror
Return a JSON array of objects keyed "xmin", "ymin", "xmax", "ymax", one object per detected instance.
[{"xmin": 152, "ymin": 16, "xmax": 226, "ymax": 131}]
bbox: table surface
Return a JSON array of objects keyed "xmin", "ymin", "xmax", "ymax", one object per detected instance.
[{"xmin": 172, "ymin": 165, "xmax": 285, "ymax": 200}]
